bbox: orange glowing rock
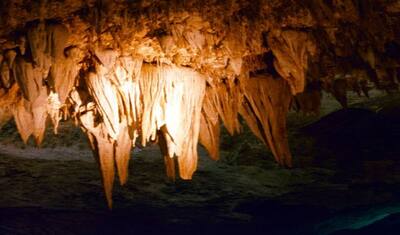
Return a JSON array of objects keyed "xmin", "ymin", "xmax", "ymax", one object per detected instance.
[{"xmin": 240, "ymin": 75, "xmax": 293, "ymax": 167}]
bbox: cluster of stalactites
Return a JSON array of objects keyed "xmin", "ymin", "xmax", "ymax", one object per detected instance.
[
  {"xmin": 198, "ymin": 75, "xmax": 293, "ymax": 167},
  {"xmin": 0, "ymin": 20, "xmax": 81, "ymax": 145},
  {"xmin": 0, "ymin": 17, "xmax": 301, "ymax": 208},
  {"xmin": 70, "ymin": 54, "xmax": 207, "ymax": 207}
]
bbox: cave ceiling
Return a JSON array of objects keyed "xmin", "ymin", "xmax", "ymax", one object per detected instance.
[{"xmin": 0, "ymin": 0, "xmax": 399, "ymax": 207}]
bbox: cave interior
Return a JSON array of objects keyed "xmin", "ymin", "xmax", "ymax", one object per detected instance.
[{"xmin": 1, "ymin": 0, "xmax": 400, "ymax": 234}]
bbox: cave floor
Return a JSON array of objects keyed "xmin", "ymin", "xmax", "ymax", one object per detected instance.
[{"xmin": 1, "ymin": 91, "xmax": 400, "ymax": 235}]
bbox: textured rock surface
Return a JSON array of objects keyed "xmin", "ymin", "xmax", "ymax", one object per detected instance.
[{"xmin": 0, "ymin": 0, "xmax": 399, "ymax": 207}]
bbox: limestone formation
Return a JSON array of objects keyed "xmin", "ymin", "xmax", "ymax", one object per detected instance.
[{"xmin": 0, "ymin": 0, "xmax": 399, "ymax": 207}]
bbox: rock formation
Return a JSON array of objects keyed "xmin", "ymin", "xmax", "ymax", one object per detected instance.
[{"xmin": 0, "ymin": 0, "xmax": 399, "ymax": 207}]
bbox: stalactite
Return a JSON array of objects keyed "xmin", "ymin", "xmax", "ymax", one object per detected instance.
[
  {"xmin": 239, "ymin": 75, "xmax": 293, "ymax": 167},
  {"xmin": 138, "ymin": 63, "xmax": 166, "ymax": 144},
  {"xmin": 0, "ymin": 50, "xmax": 16, "ymax": 89},
  {"xmin": 163, "ymin": 66, "xmax": 205, "ymax": 179},
  {"xmin": 79, "ymin": 106, "xmax": 116, "ymax": 209},
  {"xmin": 0, "ymin": 62, "xmax": 11, "ymax": 89},
  {"xmin": 114, "ymin": 121, "xmax": 132, "ymax": 186},
  {"xmin": 12, "ymin": 55, "xmax": 48, "ymax": 145},
  {"xmin": 46, "ymin": 23, "xmax": 69, "ymax": 61},
  {"xmin": 46, "ymin": 47, "xmax": 82, "ymax": 133},
  {"xmin": 31, "ymin": 88, "xmax": 48, "ymax": 145},
  {"xmin": 158, "ymin": 127, "xmax": 177, "ymax": 181},
  {"xmin": 140, "ymin": 64, "xmax": 206, "ymax": 179},
  {"xmin": 47, "ymin": 91, "xmax": 62, "ymax": 134},
  {"xmin": 48, "ymin": 46, "xmax": 82, "ymax": 104},
  {"xmin": 294, "ymin": 81, "xmax": 322, "ymax": 115},
  {"xmin": 13, "ymin": 99, "xmax": 34, "ymax": 144},
  {"xmin": 0, "ymin": 83, "xmax": 20, "ymax": 128},
  {"xmin": 269, "ymin": 30, "xmax": 317, "ymax": 94},
  {"xmin": 27, "ymin": 21, "xmax": 69, "ymax": 68},
  {"xmin": 4, "ymin": 50, "xmax": 17, "ymax": 68},
  {"xmin": 113, "ymin": 56, "xmax": 142, "ymax": 142},
  {"xmin": 95, "ymin": 133, "xmax": 115, "ymax": 209},
  {"xmin": 12, "ymin": 55, "xmax": 44, "ymax": 102},
  {"xmin": 86, "ymin": 69, "xmax": 120, "ymax": 140},
  {"xmin": 323, "ymin": 77, "xmax": 348, "ymax": 108},
  {"xmin": 348, "ymin": 69, "xmax": 371, "ymax": 97},
  {"xmin": 27, "ymin": 21, "xmax": 51, "ymax": 73},
  {"xmin": 212, "ymin": 81, "xmax": 242, "ymax": 136},
  {"xmin": 199, "ymin": 85, "xmax": 221, "ymax": 160},
  {"xmin": 359, "ymin": 47, "xmax": 376, "ymax": 69},
  {"xmin": 75, "ymin": 63, "xmax": 135, "ymax": 207}
]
